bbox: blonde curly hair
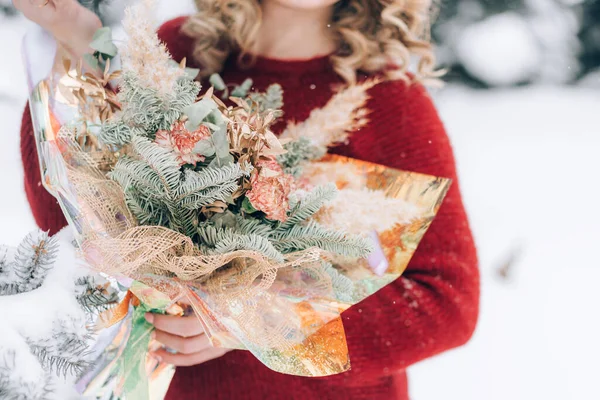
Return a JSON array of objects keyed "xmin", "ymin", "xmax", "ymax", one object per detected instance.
[{"xmin": 182, "ymin": 0, "xmax": 440, "ymax": 84}]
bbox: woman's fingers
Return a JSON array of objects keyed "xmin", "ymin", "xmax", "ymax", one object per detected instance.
[
  {"xmin": 145, "ymin": 311, "xmax": 230, "ymax": 367},
  {"xmin": 13, "ymin": 0, "xmax": 57, "ymax": 22},
  {"xmin": 153, "ymin": 330, "xmax": 211, "ymax": 355},
  {"xmin": 152, "ymin": 346, "xmax": 230, "ymax": 367},
  {"xmin": 13, "ymin": 0, "xmax": 101, "ymax": 58},
  {"xmin": 145, "ymin": 313, "xmax": 204, "ymax": 337}
]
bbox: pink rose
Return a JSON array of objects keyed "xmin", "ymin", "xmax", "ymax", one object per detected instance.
[
  {"xmin": 246, "ymin": 158, "xmax": 293, "ymax": 222},
  {"xmin": 155, "ymin": 121, "xmax": 211, "ymax": 166}
]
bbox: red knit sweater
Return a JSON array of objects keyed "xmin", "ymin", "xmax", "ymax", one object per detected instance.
[{"xmin": 20, "ymin": 17, "xmax": 479, "ymax": 400}]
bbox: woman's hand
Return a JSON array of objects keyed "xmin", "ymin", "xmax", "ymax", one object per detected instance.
[
  {"xmin": 13, "ymin": 0, "xmax": 102, "ymax": 59},
  {"xmin": 146, "ymin": 313, "xmax": 231, "ymax": 367}
]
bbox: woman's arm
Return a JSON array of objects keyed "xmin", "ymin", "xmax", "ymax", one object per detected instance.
[{"xmin": 327, "ymin": 80, "xmax": 480, "ymax": 380}]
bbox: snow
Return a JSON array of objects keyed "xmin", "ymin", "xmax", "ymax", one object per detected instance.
[
  {"xmin": 0, "ymin": 229, "xmax": 83, "ymax": 336},
  {"xmin": 0, "ymin": 329, "xmax": 48, "ymax": 398},
  {"xmin": 410, "ymin": 85, "xmax": 600, "ymax": 400},
  {"xmin": 0, "ymin": 228, "xmax": 87, "ymax": 399},
  {"xmin": 1, "ymin": 6, "xmax": 599, "ymax": 400}
]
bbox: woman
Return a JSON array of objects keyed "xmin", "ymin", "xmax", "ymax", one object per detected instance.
[{"xmin": 16, "ymin": 0, "xmax": 479, "ymax": 399}]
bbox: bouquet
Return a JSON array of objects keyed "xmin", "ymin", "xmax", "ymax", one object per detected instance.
[{"xmin": 25, "ymin": 2, "xmax": 451, "ymax": 398}]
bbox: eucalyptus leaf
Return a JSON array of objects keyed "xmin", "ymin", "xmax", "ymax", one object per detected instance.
[
  {"xmin": 224, "ymin": 194, "xmax": 235, "ymax": 205},
  {"xmin": 209, "ymin": 74, "xmax": 227, "ymax": 91},
  {"xmin": 211, "ymin": 211, "xmax": 237, "ymax": 229},
  {"xmin": 230, "ymin": 78, "xmax": 253, "ymax": 98},
  {"xmin": 208, "ymin": 154, "xmax": 234, "ymax": 168},
  {"xmin": 241, "ymin": 197, "xmax": 258, "ymax": 214},
  {"xmin": 167, "ymin": 59, "xmax": 199, "ymax": 80},
  {"xmin": 193, "ymin": 140, "xmax": 216, "ymax": 157},
  {"xmin": 89, "ymin": 27, "xmax": 117, "ymax": 57},
  {"xmin": 203, "ymin": 122, "xmax": 221, "ymax": 131},
  {"xmin": 183, "ymin": 67, "xmax": 200, "ymax": 80},
  {"xmin": 211, "ymin": 127, "xmax": 232, "ymax": 160},
  {"xmin": 184, "ymin": 98, "xmax": 219, "ymax": 131},
  {"xmin": 83, "ymin": 53, "xmax": 100, "ymax": 71}
]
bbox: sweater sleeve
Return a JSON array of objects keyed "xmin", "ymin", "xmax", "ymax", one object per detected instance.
[
  {"xmin": 327, "ymin": 80, "xmax": 480, "ymax": 380},
  {"xmin": 20, "ymin": 103, "xmax": 68, "ymax": 234}
]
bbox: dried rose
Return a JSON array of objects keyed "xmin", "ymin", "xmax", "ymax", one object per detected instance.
[
  {"xmin": 245, "ymin": 158, "xmax": 293, "ymax": 222},
  {"xmin": 155, "ymin": 121, "xmax": 212, "ymax": 166}
]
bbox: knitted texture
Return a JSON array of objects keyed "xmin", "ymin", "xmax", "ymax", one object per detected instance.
[
  {"xmin": 19, "ymin": 16, "xmax": 479, "ymax": 400},
  {"xmin": 20, "ymin": 102, "xmax": 68, "ymax": 234}
]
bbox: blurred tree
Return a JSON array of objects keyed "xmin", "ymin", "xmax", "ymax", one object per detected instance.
[
  {"xmin": 431, "ymin": 0, "xmax": 592, "ymax": 86},
  {"xmin": 578, "ymin": 0, "xmax": 600, "ymax": 77},
  {"xmin": 0, "ymin": 0, "xmax": 17, "ymax": 16}
]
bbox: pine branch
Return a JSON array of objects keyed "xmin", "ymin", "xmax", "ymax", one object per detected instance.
[
  {"xmin": 0, "ymin": 284, "xmax": 18, "ymax": 296},
  {"xmin": 124, "ymin": 187, "xmax": 169, "ymax": 227},
  {"xmin": 110, "ymin": 136, "xmax": 201, "ymax": 236},
  {"xmin": 249, "ymin": 84, "xmax": 284, "ymax": 115},
  {"xmin": 29, "ymin": 319, "xmax": 93, "ymax": 379},
  {"xmin": 75, "ymin": 276, "xmax": 120, "ymax": 314},
  {"xmin": 130, "ymin": 135, "xmax": 182, "ymax": 194},
  {"xmin": 110, "ymin": 157, "xmax": 169, "ymax": 200},
  {"xmin": 272, "ymin": 221, "xmax": 373, "ymax": 258},
  {"xmin": 99, "ymin": 73, "xmax": 200, "ymax": 146},
  {"xmin": 0, "ymin": 248, "xmax": 18, "ymax": 296},
  {"xmin": 235, "ymin": 215, "xmax": 274, "ymax": 237},
  {"xmin": 277, "ymin": 136, "xmax": 326, "ymax": 177},
  {"xmin": 0, "ymin": 247, "xmax": 12, "ymax": 274},
  {"xmin": 30, "ymin": 343, "xmax": 90, "ymax": 379},
  {"xmin": 165, "ymin": 204, "xmax": 199, "ymax": 239},
  {"xmin": 198, "ymin": 224, "xmax": 284, "ymax": 263},
  {"xmin": 12, "ymin": 231, "xmax": 58, "ymax": 294},
  {"xmin": 321, "ymin": 262, "xmax": 355, "ymax": 303},
  {"xmin": 111, "ymin": 137, "xmax": 249, "ymax": 237},
  {"xmin": 176, "ymin": 164, "xmax": 248, "ymax": 210},
  {"xmin": 97, "ymin": 119, "xmax": 136, "ymax": 147},
  {"xmin": 0, "ymin": 348, "xmax": 51, "ymax": 400},
  {"xmin": 279, "ymin": 184, "xmax": 337, "ymax": 230},
  {"xmin": 182, "ymin": 182, "xmax": 240, "ymax": 210}
]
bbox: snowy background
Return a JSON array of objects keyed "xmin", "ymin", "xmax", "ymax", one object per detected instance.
[{"xmin": 1, "ymin": 1, "xmax": 599, "ymax": 399}]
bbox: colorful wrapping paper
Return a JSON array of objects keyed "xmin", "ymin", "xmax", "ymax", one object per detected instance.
[{"xmin": 25, "ymin": 41, "xmax": 451, "ymax": 400}]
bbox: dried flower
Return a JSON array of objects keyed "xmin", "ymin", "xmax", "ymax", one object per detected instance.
[
  {"xmin": 302, "ymin": 161, "xmax": 368, "ymax": 190},
  {"xmin": 225, "ymin": 96, "xmax": 287, "ymax": 165},
  {"xmin": 58, "ymin": 58, "xmax": 121, "ymax": 126},
  {"xmin": 280, "ymin": 79, "xmax": 379, "ymax": 149},
  {"xmin": 314, "ymin": 188, "xmax": 421, "ymax": 235},
  {"xmin": 121, "ymin": 0, "xmax": 184, "ymax": 97},
  {"xmin": 245, "ymin": 158, "xmax": 294, "ymax": 222},
  {"xmin": 155, "ymin": 121, "xmax": 211, "ymax": 166}
]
